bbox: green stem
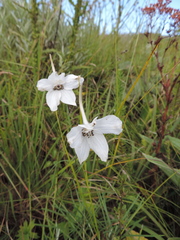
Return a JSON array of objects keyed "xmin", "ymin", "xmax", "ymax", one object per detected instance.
[
  {"xmin": 49, "ymin": 54, "xmax": 56, "ymax": 73},
  {"xmin": 79, "ymin": 82, "xmax": 89, "ymax": 125}
]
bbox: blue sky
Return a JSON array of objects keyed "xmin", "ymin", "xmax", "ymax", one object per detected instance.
[
  {"xmin": 63, "ymin": 0, "xmax": 180, "ymax": 34},
  {"xmin": 98, "ymin": 0, "xmax": 180, "ymax": 34}
]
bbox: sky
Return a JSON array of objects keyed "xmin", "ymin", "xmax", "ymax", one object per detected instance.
[
  {"xmin": 119, "ymin": 0, "xmax": 180, "ymax": 34},
  {"xmin": 63, "ymin": 0, "xmax": 180, "ymax": 34}
]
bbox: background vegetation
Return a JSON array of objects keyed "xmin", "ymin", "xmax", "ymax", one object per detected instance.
[{"xmin": 0, "ymin": 0, "xmax": 180, "ymax": 239}]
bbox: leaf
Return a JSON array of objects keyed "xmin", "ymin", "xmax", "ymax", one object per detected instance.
[
  {"xmin": 126, "ymin": 230, "xmax": 149, "ymax": 239},
  {"xmin": 114, "ymin": 230, "xmax": 149, "ymax": 240},
  {"xmin": 168, "ymin": 238, "xmax": 180, "ymax": 240},
  {"xmin": 143, "ymin": 153, "xmax": 180, "ymax": 187},
  {"xmin": 139, "ymin": 134, "xmax": 154, "ymax": 144},
  {"xmin": 166, "ymin": 136, "xmax": 180, "ymax": 152},
  {"xmin": 139, "ymin": 134, "xmax": 153, "ymax": 147},
  {"xmin": 16, "ymin": 220, "xmax": 39, "ymax": 240}
]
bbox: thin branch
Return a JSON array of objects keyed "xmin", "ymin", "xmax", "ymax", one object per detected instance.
[{"xmin": 53, "ymin": 0, "xmax": 63, "ymax": 47}]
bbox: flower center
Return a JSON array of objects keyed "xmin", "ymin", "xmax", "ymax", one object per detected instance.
[
  {"xmin": 82, "ymin": 129, "xmax": 94, "ymax": 138},
  {"xmin": 53, "ymin": 84, "xmax": 64, "ymax": 90}
]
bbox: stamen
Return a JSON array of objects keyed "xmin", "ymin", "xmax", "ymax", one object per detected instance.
[
  {"xmin": 82, "ymin": 129, "xmax": 94, "ymax": 138},
  {"xmin": 53, "ymin": 84, "xmax": 64, "ymax": 90}
]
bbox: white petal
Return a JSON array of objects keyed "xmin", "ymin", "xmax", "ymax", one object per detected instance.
[
  {"xmin": 67, "ymin": 126, "xmax": 90, "ymax": 164},
  {"xmin": 46, "ymin": 90, "xmax": 62, "ymax": 111},
  {"xmin": 63, "ymin": 80, "xmax": 78, "ymax": 90},
  {"xmin": 49, "ymin": 72, "xmax": 65, "ymax": 85},
  {"xmin": 37, "ymin": 72, "xmax": 66, "ymax": 91},
  {"xmin": 67, "ymin": 126, "xmax": 83, "ymax": 148},
  {"xmin": 65, "ymin": 74, "xmax": 78, "ymax": 82},
  {"xmin": 37, "ymin": 78, "xmax": 52, "ymax": 91},
  {"xmin": 61, "ymin": 90, "xmax": 76, "ymax": 106},
  {"xmin": 78, "ymin": 122, "xmax": 94, "ymax": 131},
  {"xmin": 87, "ymin": 132, "xmax": 109, "ymax": 162},
  {"xmin": 48, "ymin": 72, "xmax": 59, "ymax": 80},
  {"xmin": 95, "ymin": 115, "xmax": 123, "ymax": 135},
  {"xmin": 75, "ymin": 138, "xmax": 90, "ymax": 164},
  {"xmin": 66, "ymin": 75, "xmax": 84, "ymax": 84},
  {"xmin": 63, "ymin": 75, "xmax": 84, "ymax": 90}
]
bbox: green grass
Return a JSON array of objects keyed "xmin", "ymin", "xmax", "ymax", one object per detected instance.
[{"xmin": 0, "ymin": 0, "xmax": 180, "ymax": 239}]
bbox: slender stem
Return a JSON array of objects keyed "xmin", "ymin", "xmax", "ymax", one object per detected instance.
[
  {"xmin": 49, "ymin": 54, "xmax": 56, "ymax": 73},
  {"xmin": 53, "ymin": 0, "xmax": 63, "ymax": 47},
  {"xmin": 79, "ymin": 82, "xmax": 89, "ymax": 125}
]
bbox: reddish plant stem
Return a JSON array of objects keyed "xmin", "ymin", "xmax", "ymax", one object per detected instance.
[
  {"xmin": 155, "ymin": 73, "xmax": 180, "ymax": 156},
  {"xmin": 155, "ymin": 104, "xmax": 168, "ymax": 155}
]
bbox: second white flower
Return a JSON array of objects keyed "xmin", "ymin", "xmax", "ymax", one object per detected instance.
[{"xmin": 67, "ymin": 115, "xmax": 123, "ymax": 163}]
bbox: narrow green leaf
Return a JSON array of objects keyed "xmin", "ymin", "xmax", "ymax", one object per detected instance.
[
  {"xmin": 166, "ymin": 136, "xmax": 180, "ymax": 152},
  {"xmin": 143, "ymin": 153, "xmax": 180, "ymax": 187}
]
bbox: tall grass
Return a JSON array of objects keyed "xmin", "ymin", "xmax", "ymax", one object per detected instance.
[{"xmin": 0, "ymin": 0, "xmax": 180, "ymax": 239}]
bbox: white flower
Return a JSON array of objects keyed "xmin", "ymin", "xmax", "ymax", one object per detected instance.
[
  {"xmin": 37, "ymin": 72, "xmax": 83, "ymax": 111},
  {"xmin": 67, "ymin": 115, "xmax": 122, "ymax": 163},
  {"xmin": 66, "ymin": 81, "xmax": 122, "ymax": 163},
  {"xmin": 37, "ymin": 55, "xmax": 84, "ymax": 111}
]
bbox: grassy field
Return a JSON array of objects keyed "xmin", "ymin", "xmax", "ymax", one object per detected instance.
[{"xmin": 0, "ymin": 0, "xmax": 180, "ymax": 239}]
